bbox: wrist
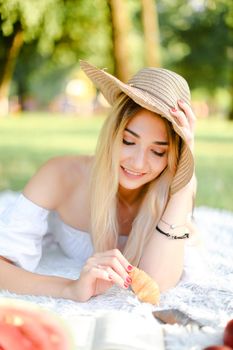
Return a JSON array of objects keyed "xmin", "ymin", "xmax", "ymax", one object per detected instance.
[
  {"xmin": 62, "ymin": 279, "xmax": 90, "ymax": 302},
  {"xmin": 157, "ymin": 217, "xmax": 189, "ymax": 239},
  {"xmin": 61, "ymin": 279, "xmax": 78, "ymax": 301},
  {"xmin": 156, "ymin": 225, "xmax": 189, "ymax": 239}
]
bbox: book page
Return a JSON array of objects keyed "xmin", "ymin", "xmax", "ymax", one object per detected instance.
[
  {"xmin": 93, "ymin": 311, "xmax": 164, "ymax": 350},
  {"xmin": 66, "ymin": 315, "xmax": 97, "ymax": 350}
]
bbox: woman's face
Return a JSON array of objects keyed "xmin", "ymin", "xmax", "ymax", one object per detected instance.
[{"xmin": 119, "ymin": 108, "xmax": 169, "ymax": 191}]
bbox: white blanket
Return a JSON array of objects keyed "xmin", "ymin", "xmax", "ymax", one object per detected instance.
[{"xmin": 0, "ymin": 190, "xmax": 232, "ymax": 349}]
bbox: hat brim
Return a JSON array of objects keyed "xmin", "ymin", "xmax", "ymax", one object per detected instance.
[{"xmin": 80, "ymin": 60, "xmax": 194, "ymax": 194}]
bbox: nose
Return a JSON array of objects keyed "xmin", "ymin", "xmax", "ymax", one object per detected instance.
[{"xmin": 131, "ymin": 148, "xmax": 146, "ymax": 171}]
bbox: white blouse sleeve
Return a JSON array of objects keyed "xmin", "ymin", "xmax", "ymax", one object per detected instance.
[{"xmin": 0, "ymin": 194, "xmax": 50, "ymax": 272}]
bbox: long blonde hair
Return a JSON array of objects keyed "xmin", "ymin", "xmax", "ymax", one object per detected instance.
[{"xmin": 90, "ymin": 94, "xmax": 181, "ymax": 266}]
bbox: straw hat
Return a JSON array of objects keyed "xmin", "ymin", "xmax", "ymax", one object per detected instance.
[{"xmin": 80, "ymin": 60, "xmax": 194, "ymax": 194}]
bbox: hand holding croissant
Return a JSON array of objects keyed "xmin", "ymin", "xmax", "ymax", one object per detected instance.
[{"xmin": 129, "ymin": 267, "xmax": 160, "ymax": 305}]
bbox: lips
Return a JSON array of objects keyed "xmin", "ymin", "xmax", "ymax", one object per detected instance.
[{"xmin": 121, "ymin": 166, "xmax": 146, "ymax": 177}]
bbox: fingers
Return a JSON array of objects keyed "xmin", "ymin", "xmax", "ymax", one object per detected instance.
[
  {"xmin": 94, "ymin": 248, "xmax": 133, "ymax": 272},
  {"xmin": 170, "ymin": 100, "xmax": 196, "ymax": 151},
  {"xmin": 84, "ymin": 249, "xmax": 133, "ymax": 289},
  {"xmin": 170, "ymin": 107, "xmax": 189, "ymax": 128},
  {"xmin": 178, "ymin": 99, "xmax": 196, "ymax": 129},
  {"xmin": 170, "ymin": 100, "xmax": 196, "ymax": 127},
  {"xmin": 84, "ymin": 264, "xmax": 130, "ymax": 289},
  {"xmin": 98, "ymin": 265, "xmax": 131, "ymax": 289},
  {"xmin": 92, "ymin": 257, "xmax": 127, "ymax": 281},
  {"xmin": 86, "ymin": 264, "xmax": 112, "ymax": 281}
]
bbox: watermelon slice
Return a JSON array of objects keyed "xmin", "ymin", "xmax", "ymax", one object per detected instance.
[{"xmin": 0, "ymin": 299, "xmax": 74, "ymax": 350}]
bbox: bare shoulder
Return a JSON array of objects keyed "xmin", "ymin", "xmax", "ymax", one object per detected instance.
[{"xmin": 23, "ymin": 155, "xmax": 94, "ymax": 210}]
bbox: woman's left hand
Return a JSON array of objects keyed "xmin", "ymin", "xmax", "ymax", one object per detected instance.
[{"xmin": 170, "ymin": 99, "xmax": 196, "ymax": 152}]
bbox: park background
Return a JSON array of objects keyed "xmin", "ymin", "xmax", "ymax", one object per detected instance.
[{"xmin": 0, "ymin": 0, "xmax": 232, "ymax": 211}]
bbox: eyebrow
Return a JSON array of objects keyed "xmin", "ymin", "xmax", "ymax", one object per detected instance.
[{"xmin": 125, "ymin": 127, "xmax": 169, "ymax": 146}]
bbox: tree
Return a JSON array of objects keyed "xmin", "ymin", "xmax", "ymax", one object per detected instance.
[
  {"xmin": 107, "ymin": 0, "xmax": 131, "ymax": 81},
  {"xmin": 0, "ymin": 20, "xmax": 23, "ymax": 116},
  {"xmin": 0, "ymin": 0, "xmax": 63, "ymax": 116},
  {"xmin": 0, "ymin": 0, "xmax": 112, "ymax": 114},
  {"xmin": 158, "ymin": 0, "xmax": 233, "ymax": 118},
  {"xmin": 141, "ymin": 0, "xmax": 161, "ymax": 67}
]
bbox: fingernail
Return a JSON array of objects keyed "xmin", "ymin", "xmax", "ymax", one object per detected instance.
[
  {"xmin": 178, "ymin": 99, "xmax": 184, "ymax": 104},
  {"xmin": 124, "ymin": 282, "xmax": 129, "ymax": 289},
  {"xmin": 108, "ymin": 275, "xmax": 113, "ymax": 280},
  {"xmin": 171, "ymin": 107, "xmax": 177, "ymax": 112},
  {"xmin": 127, "ymin": 265, "xmax": 133, "ymax": 271},
  {"xmin": 126, "ymin": 276, "xmax": 132, "ymax": 284}
]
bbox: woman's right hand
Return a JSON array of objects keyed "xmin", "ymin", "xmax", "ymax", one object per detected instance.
[{"xmin": 65, "ymin": 249, "xmax": 134, "ymax": 302}]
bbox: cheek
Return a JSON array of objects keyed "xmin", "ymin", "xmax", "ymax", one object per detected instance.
[
  {"xmin": 150, "ymin": 155, "xmax": 168, "ymax": 173},
  {"xmin": 162, "ymin": 155, "xmax": 168, "ymax": 168},
  {"xmin": 119, "ymin": 145, "xmax": 133, "ymax": 161}
]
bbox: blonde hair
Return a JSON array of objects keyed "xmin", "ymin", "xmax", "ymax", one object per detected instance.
[{"xmin": 90, "ymin": 94, "xmax": 181, "ymax": 266}]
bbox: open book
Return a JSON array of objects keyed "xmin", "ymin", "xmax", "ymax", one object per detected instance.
[{"xmin": 68, "ymin": 311, "xmax": 164, "ymax": 350}]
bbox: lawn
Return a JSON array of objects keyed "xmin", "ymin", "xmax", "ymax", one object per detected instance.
[
  {"xmin": 195, "ymin": 118, "xmax": 233, "ymax": 211},
  {"xmin": 0, "ymin": 113, "xmax": 232, "ymax": 211}
]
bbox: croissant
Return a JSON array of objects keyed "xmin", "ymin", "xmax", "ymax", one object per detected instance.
[{"xmin": 129, "ymin": 267, "xmax": 160, "ymax": 305}]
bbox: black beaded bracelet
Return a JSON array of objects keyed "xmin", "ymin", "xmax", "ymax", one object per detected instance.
[{"xmin": 156, "ymin": 225, "xmax": 189, "ymax": 240}]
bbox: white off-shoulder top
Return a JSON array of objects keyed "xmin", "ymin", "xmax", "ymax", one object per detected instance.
[
  {"xmin": 0, "ymin": 194, "xmax": 129, "ymax": 271},
  {"xmin": 0, "ymin": 193, "xmax": 204, "ymax": 278}
]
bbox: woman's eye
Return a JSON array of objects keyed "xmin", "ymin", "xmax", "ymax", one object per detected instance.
[
  {"xmin": 123, "ymin": 139, "xmax": 135, "ymax": 145},
  {"xmin": 152, "ymin": 150, "xmax": 166, "ymax": 157}
]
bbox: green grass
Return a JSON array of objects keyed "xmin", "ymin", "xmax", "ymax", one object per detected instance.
[
  {"xmin": 195, "ymin": 118, "xmax": 233, "ymax": 211},
  {"xmin": 0, "ymin": 113, "xmax": 232, "ymax": 211},
  {"xmin": 0, "ymin": 113, "xmax": 104, "ymax": 190}
]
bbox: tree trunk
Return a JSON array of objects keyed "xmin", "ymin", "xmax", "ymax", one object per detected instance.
[
  {"xmin": 141, "ymin": 0, "xmax": 161, "ymax": 67},
  {"xmin": 0, "ymin": 29, "xmax": 24, "ymax": 117},
  {"xmin": 228, "ymin": 71, "xmax": 233, "ymax": 120},
  {"xmin": 107, "ymin": 0, "xmax": 131, "ymax": 82}
]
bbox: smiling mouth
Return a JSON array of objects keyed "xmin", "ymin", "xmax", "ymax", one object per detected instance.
[{"xmin": 121, "ymin": 166, "xmax": 146, "ymax": 177}]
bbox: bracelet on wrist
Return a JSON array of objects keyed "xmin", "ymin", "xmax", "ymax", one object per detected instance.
[
  {"xmin": 160, "ymin": 217, "xmax": 185, "ymax": 230},
  {"xmin": 156, "ymin": 225, "xmax": 189, "ymax": 240}
]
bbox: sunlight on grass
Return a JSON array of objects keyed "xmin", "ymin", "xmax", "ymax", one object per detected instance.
[
  {"xmin": 0, "ymin": 114, "xmax": 232, "ymax": 211},
  {"xmin": 0, "ymin": 114, "xmax": 104, "ymax": 190},
  {"xmin": 194, "ymin": 118, "xmax": 233, "ymax": 210}
]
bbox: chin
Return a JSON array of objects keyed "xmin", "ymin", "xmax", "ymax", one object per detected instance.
[
  {"xmin": 118, "ymin": 177, "xmax": 149, "ymax": 191},
  {"xmin": 119, "ymin": 183, "xmax": 143, "ymax": 191}
]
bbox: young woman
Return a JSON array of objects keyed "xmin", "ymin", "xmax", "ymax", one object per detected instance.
[{"xmin": 0, "ymin": 61, "xmax": 196, "ymax": 302}]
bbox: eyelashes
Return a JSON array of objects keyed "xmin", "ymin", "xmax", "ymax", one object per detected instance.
[
  {"xmin": 122, "ymin": 139, "xmax": 166, "ymax": 157},
  {"xmin": 123, "ymin": 139, "xmax": 134, "ymax": 145},
  {"xmin": 151, "ymin": 150, "xmax": 166, "ymax": 157}
]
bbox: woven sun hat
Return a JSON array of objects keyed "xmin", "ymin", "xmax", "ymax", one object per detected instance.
[{"xmin": 80, "ymin": 60, "xmax": 194, "ymax": 194}]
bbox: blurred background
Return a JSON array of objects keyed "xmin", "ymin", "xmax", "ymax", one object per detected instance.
[{"xmin": 0, "ymin": 0, "xmax": 232, "ymax": 210}]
